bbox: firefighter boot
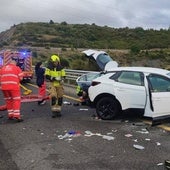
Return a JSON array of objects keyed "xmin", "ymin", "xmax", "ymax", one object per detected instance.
[
  {"xmin": 55, "ymin": 97, "xmax": 63, "ymax": 117},
  {"xmin": 51, "ymin": 97, "xmax": 61, "ymax": 118}
]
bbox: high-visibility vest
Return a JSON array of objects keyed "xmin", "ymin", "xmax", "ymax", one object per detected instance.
[
  {"xmin": 0, "ymin": 63, "xmax": 23, "ymax": 90},
  {"xmin": 45, "ymin": 67, "xmax": 66, "ymax": 86},
  {"xmin": 76, "ymin": 85, "xmax": 83, "ymax": 96}
]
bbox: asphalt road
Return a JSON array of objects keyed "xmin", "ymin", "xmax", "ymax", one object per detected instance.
[{"xmin": 0, "ymin": 83, "xmax": 170, "ymax": 170}]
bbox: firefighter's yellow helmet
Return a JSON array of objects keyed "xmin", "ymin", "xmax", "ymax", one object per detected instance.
[{"xmin": 51, "ymin": 55, "xmax": 60, "ymax": 62}]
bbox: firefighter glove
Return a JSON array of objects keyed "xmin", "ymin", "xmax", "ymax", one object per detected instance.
[
  {"xmin": 50, "ymin": 77, "xmax": 56, "ymax": 81},
  {"xmin": 55, "ymin": 77, "xmax": 61, "ymax": 81}
]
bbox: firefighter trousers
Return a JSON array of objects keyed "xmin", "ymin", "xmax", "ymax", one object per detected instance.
[{"xmin": 48, "ymin": 84, "xmax": 64, "ymax": 112}]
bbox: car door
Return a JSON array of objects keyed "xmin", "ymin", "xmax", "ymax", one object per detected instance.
[
  {"xmin": 113, "ymin": 71, "xmax": 147, "ymax": 110},
  {"xmin": 147, "ymin": 74, "xmax": 170, "ymax": 119}
]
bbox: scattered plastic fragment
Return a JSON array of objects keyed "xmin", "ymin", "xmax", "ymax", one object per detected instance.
[
  {"xmin": 40, "ymin": 133, "xmax": 44, "ymax": 135},
  {"xmin": 112, "ymin": 129, "xmax": 118, "ymax": 133},
  {"xmin": 107, "ymin": 132, "xmax": 113, "ymax": 135},
  {"xmin": 156, "ymin": 142, "xmax": 161, "ymax": 146},
  {"xmin": 95, "ymin": 133, "xmax": 102, "ymax": 136},
  {"xmin": 63, "ymin": 101, "xmax": 72, "ymax": 105},
  {"xmin": 58, "ymin": 133, "xmax": 70, "ymax": 140},
  {"xmin": 157, "ymin": 163, "xmax": 163, "ymax": 166},
  {"xmin": 58, "ymin": 131, "xmax": 81, "ymax": 140},
  {"xmin": 141, "ymin": 128, "xmax": 147, "ymax": 131},
  {"xmin": 133, "ymin": 139, "xmax": 138, "ymax": 142},
  {"xmin": 84, "ymin": 130, "xmax": 94, "ymax": 136},
  {"xmin": 58, "ymin": 130, "xmax": 115, "ymax": 141},
  {"xmin": 68, "ymin": 130, "xmax": 76, "ymax": 135},
  {"xmin": 136, "ymin": 128, "xmax": 149, "ymax": 134},
  {"xmin": 65, "ymin": 138, "xmax": 73, "ymax": 141},
  {"xmin": 85, "ymin": 130, "xmax": 114, "ymax": 140},
  {"xmin": 84, "ymin": 131, "xmax": 102, "ymax": 137},
  {"xmin": 145, "ymin": 138, "xmax": 151, "ymax": 141},
  {"xmin": 102, "ymin": 135, "xmax": 115, "ymax": 141},
  {"xmin": 125, "ymin": 134, "xmax": 133, "ymax": 137},
  {"xmin": 68, "ymin": 130, "xmax": 81, "ymax": 137},
  {"xmin": 79, "ymin": 108, "xmax": 88, "ymax": 111},
  {"xmin": 133, "ymin": 144, "xmax": 145, "ymax": 150}
]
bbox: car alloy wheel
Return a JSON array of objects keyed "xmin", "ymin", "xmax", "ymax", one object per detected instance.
[{"xmin": 96, "ymin": 97, "xmax": 120, "ymax": 120}]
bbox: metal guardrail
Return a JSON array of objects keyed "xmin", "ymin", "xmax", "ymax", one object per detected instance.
[
  {"xmin": 65, "ymin": 69, "xmax": 94, "ymax": 85},
  {"xmin": 33, "ymin": 66, "xmax": 94, "ymax": 85}
]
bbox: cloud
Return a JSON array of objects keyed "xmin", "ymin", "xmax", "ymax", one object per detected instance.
[{"xmin": 0, "ymin": 0, "xmax": 170, "ymax": 32}]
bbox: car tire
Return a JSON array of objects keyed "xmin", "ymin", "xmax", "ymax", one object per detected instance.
[{"xmin": 96, "ymin": 97, "xmax": 120, "ymax": 120}]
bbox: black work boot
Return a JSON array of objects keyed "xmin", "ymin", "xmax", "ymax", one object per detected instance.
[{"xmin": 51, "ymin": 97, "xmax": 57, "ymax": 105}]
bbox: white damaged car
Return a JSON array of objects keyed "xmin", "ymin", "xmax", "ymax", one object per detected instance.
[{"xmin": 88, "ymin": 67, "xmax": 170, "ymax": 121}]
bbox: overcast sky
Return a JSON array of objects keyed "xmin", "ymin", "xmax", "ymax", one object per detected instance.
[{"xmin": 1, "ymin": 0, "xmax": 170, "ymax": 33}]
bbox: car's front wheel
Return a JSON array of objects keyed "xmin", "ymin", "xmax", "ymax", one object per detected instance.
[{"xmin": 96, "ymin": 97, "xmax": 121, "ymax": 120}]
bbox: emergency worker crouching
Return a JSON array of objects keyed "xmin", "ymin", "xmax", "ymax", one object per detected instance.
[
  {"xmin": 76, "ymin": 84, "xmax": 90, "ymax": 105},
  {"xmin": 45, "ymin": 55, "xmax": 66, "ymax": 118},
  {"xmin": 0, "ymin": 59, "xmax": 24, "ymax": 122}
]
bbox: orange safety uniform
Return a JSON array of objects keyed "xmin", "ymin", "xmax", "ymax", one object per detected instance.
[{"xmin": 0, "ymin": 62, "xmax": 23, "ymax": 120}]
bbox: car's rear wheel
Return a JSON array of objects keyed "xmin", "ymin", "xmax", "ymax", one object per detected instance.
[{"xmin": 96, "ymin": 97, "xmax": 121, "ymax": 120}]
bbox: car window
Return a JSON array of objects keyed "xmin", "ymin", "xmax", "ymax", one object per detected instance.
[
  {"xmin": 96, "ymin": 53, "xmax": 113, "ymax": 70},
  {"xmin": 77, "ymin": 73, "xmax": 100, "ymax": 82},
  {"xmin": 78, "ymin": 75, "xmax": 87, "ymax": 81},
  {"xmin": 148, "ymin": 74, "xmax": 170, "ymax": 92},
  {"xmin": 117, "ymin": 71, "xmax": 143, "ymax": 86},
  {"xmin": 86, "ymin": 73, "xmax": 100, "ymax": 81}
]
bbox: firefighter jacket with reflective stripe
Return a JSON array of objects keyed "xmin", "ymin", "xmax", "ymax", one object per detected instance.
[
  {"xmin": 0, "ymin": 63, "xmax": 23, "ymax": 90},
  {"xmin": 45, "ymin": 65, "xmax": 66, "ymax": 86}
]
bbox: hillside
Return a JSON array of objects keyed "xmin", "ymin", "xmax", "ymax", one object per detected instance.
[
  {"xmin": 1, "ymin": 22, "xmax": 170, "ymax": 49},
  {"xmin": 0, "ymin": 22, "xmax": 170, "ymax": 70}
]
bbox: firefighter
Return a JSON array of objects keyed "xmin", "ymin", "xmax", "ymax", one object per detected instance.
[
  {"xmin": 45, "ymin": 55, "xmax": 66, "ymax": 118},
  {"xmin": 76, "ymin": 84, "xmax": 90, "ymax": 105},
  {"xmin": 0, "ymin": 59, "xmax": 23, "ymax": 122}
]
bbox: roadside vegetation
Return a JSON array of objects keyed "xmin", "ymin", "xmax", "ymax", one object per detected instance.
[{"xmin": 0, "ymin": 21, "xmax": 170, "ymax": 70}]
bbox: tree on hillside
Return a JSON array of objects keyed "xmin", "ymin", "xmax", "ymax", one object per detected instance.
[{"xmin": 49, "ymin": 20, "xmax": 54, "ymax": 24}]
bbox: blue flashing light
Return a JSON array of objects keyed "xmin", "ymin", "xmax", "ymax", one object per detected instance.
[
  {"xmin": 0, "ymin": 57, "xmax": 3, "ymax": 66},
  {"xmin": 20, "ymin": 51, "xmax": 28, "ymax": 58}
]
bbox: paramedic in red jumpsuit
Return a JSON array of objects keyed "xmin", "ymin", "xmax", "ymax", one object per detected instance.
[{"xmin": 0, "ymin": 59, "xmax": 23, "ymax": 122}]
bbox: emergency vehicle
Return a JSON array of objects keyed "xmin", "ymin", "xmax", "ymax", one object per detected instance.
[{"xmin": 0, "ymin": 49, "xmax": 33, "ymax": 81}]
